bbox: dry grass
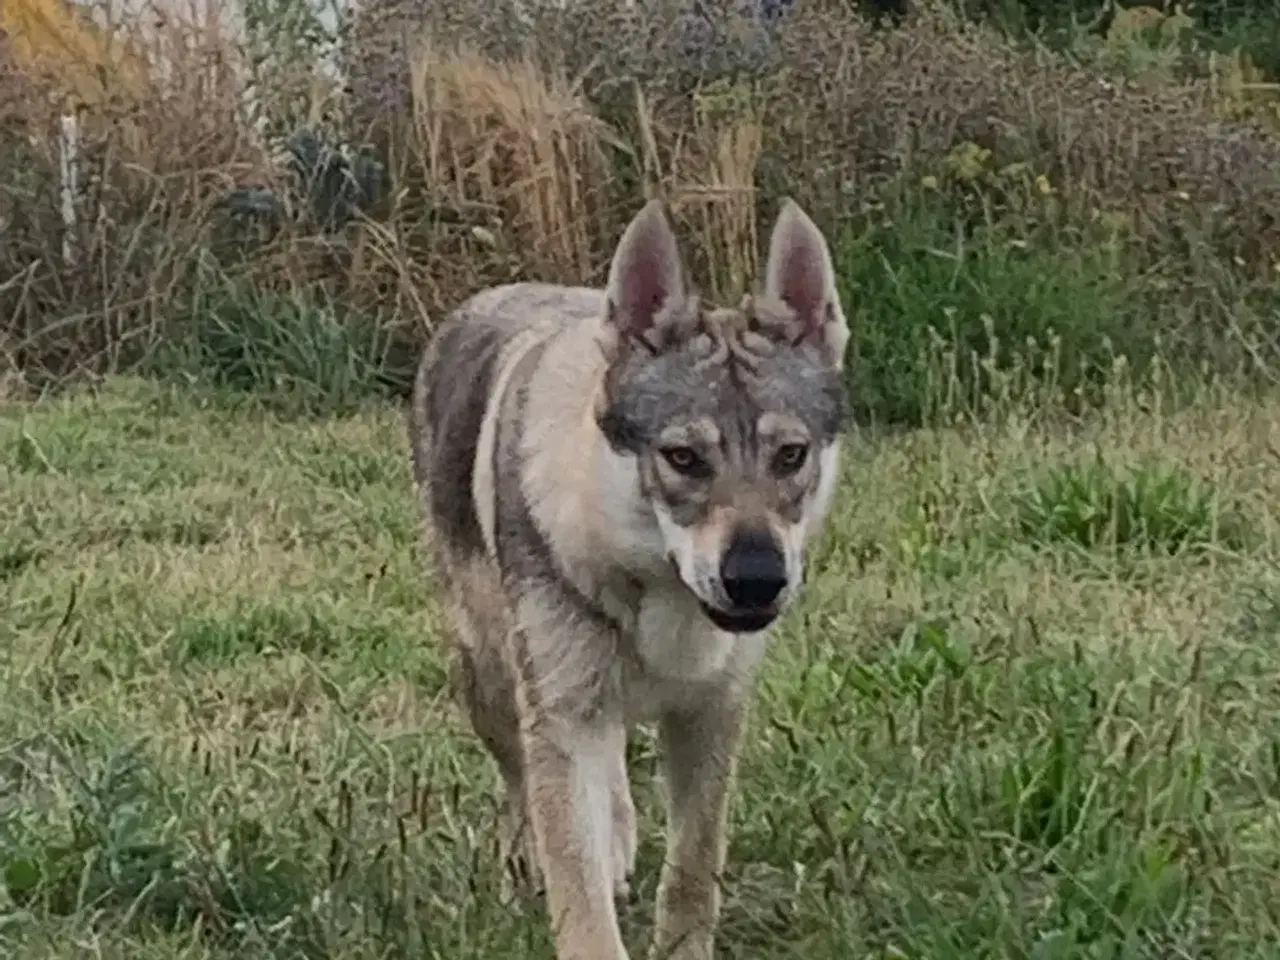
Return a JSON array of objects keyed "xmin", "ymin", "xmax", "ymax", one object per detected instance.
[
  {"xmin": 654, "ymin": 84, "xmax": 766, "ymax": 301},
  {"xmin": 403, "ymin": 39, "xmax": 619, "ymax": 286},
  {"xmin": 1, "ymin": 0, "xmax": 266, "ymax": 379},
  {"xmin": 4, "ymin": 0, "xmax": 1280, "ymax": 394}
]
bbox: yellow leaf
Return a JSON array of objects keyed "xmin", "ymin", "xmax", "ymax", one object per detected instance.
[
  {"xmin": 945, "ymin": 141, "xmax": 991, "ymax": 182},
  {"xmin": 0, "ymin": 0, "xmax": 148, "ymax": 108},
  {"xmin": 1106, "ymin": 6, "xmax": 1166, "ymax": 45}
]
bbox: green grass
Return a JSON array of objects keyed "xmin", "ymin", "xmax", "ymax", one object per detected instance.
[
  {"xmin": 152, "ymin": 273, "xmax": 415, "ymax": 419},
  {"xmin": 4, "ymin": 377, "xmax": 1280, "ymax": 959},
  {"xmin": 836, "ymin": 199, "xmax": 1153, "ymax": 427}
]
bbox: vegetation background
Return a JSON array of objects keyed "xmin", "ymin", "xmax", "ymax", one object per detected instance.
[{"xmin": 5, "ymin": 0, "xmax": 1280, "ymax": 957}]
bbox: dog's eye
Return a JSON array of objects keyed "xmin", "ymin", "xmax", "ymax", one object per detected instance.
[
  {"xmin": 773, "ymin": 443, "xmax": 809, "ymax": 476},
  {"xmin": 661, "ymin": 446, "xmax": 710, "ymax": 478}
]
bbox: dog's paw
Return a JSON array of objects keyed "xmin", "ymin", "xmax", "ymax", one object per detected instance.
[{"xmin": 498, "ymin": 848, "xmax": 546, "ymax": 910}]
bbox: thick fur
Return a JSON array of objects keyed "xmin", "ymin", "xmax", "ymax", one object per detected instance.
[{"xmin": 409, "ymin": 199, "xmax": 850, "ymax": 960}]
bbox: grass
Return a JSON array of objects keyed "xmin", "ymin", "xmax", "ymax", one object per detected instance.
[
  {"xmin": 4, "ymin": 375, "xmax": 1280, "ymax": 958},
  {"xmin": 834, "ymin": 199, "xmax": 1152, "ymax": 426},
  {"xmin": 154, "ymin": 275, "xmax": 414, "ymax": 419},
  {"xmin": 8, "ymin": 0, "xmax": 1280, "ymax": 955}
]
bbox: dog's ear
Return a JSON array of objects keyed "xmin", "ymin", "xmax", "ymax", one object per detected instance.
[
  {"xmin": 764, "ymin": 199, "xmax": 850, "ymax": 369},
  {"xmin": 604, "ymin": 199, "xmax": 686, "ymax": 345}
]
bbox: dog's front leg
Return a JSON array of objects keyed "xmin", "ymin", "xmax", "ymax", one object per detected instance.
[
  {"xmin": 650, "ymin": 693, "xmax": 748, "ymax": 960},
  {"xmin": 523, "ymin": 712, "xmax": 631, "ymax": 960}
]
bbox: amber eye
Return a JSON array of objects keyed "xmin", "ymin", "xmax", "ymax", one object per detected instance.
[
  {"xmin": 661, "ymin": 446, "xmax": 711, "ymax": 478},
  {"xmin": 773, "ymin": 443, "xmax": 809, "ymax": 476}
]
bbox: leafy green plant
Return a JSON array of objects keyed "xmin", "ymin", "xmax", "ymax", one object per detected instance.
[
  {"xmin": 1012, "ymin": 454, "xmax": 1243, "ymax": 555},
  {"xmin": 155, "ymin": 271, "xmax": 412, "ymax": 417},
  {"xmin": 846, "ymin": 618, "xmax": 973, "ymax": 706},
  {"xmin": 835, "ymin": 197, "xmax": 1148, "ymax": 427},
  {"xmin": 0, "ymin": 741, "xmax": 330, "ymax": 952},
  {"xmin": 2, "ymin": 746, "xmax": 185, "ymax": 919},
  {"xmin": 241, "ymin": 0, "xmax": 345, "ymax": 138}
]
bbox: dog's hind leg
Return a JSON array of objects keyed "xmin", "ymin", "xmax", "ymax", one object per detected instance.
[
  {"xmin": 444, "ymin": 566, "xmax": 545, "ymax": 904},
  {"xmin": 452, "ymin": 638, "xmax": 545, "ymax": 904}
]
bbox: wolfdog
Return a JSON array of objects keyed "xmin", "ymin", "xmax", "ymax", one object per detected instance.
[{"xmin": 408, "ymin": 197, "xmax": 849, "ymax": 960}]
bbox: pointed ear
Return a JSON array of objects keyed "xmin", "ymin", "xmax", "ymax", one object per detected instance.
[
  {"xmin": 604, "ymin": 199, "xmax": 686, "ymax": 343},
  {"xmin": 764, "ymin": 199, "xmax": 849, "ymax": 368}
]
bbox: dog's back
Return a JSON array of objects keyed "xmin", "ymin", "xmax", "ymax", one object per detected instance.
[{"xmin": 409, "ymin": 282, "xmax": 603, "ymax": 570}]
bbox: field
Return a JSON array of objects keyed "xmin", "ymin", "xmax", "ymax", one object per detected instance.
[
  {"xmin": 8, "ymin": 0, "xmax": 1280, "ymax": 956},
  {"xmin": 4, "ymin": 372, "xmax": 1280, "ymax": 958}
]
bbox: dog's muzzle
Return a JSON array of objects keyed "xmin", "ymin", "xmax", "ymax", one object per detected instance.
[{"xmin": 705, "ymin": 529, "xmax": 787, "ymax": 633}]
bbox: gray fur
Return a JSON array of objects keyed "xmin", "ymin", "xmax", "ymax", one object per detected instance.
[
  {"xmin": 410, "ymin": 315, "xmax": 502, "ymax": 556},
  {"xmin": 493, "ymin": 340, "xmax": 623, "ymax": 636},
  {"xmin": 599, "ymin": 309, "xmax": 847, "ymax": 456}
]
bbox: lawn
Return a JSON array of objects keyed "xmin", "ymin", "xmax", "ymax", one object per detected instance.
[
  {"xmin": 4, "ymin": 376, "xmax": 1280, "ymax": 958},
  {"xmin": 8, "ymin": 0, "xmax": 1280, "ymax": 954}
]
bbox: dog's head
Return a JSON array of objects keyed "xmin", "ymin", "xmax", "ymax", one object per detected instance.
[{"xmin": 595, "ymin": 198, "xmax": 849, "ymax": 634}]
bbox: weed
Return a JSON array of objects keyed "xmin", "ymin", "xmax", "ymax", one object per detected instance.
[
  {"xmin": 155, "ymin": 275, "xmax": 412, "ymax": 417},
  {"xmin": 837, "ymin": 199, "xmax": 1145, "ymax": 426},
  {"xmin": 1012, "ymin": 454, "xmax": 1244, "ymax": 556}
]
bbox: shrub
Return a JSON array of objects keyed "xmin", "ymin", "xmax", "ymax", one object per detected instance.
[
  {"xmin": 344, "ymin": 0, "xmax": 1280, "ymax": 363},
  {"xmin": 6, "ymin": 0, "xmax": 1280, "ymax": 414},
  {"xmin": 0, "ymin": 4, "xmax": 269, "ymax": 380}
]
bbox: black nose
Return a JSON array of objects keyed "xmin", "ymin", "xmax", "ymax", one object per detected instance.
[{"xmin": 720, "ymin": 530, "xmax": 787, "ymax": 609}]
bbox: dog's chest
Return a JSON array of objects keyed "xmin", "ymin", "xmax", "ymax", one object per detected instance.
[{"xmin": 618, "ymin": 590, "xmax": 766, "ymax": 724}]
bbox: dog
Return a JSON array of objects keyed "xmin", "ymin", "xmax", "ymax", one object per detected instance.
[{"xmin": 408, "ymin": 197, "xmax": 850, "ymax": 960}]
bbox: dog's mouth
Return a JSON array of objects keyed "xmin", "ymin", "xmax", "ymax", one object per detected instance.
[
  {"xmin": 666, "ymin": 554, "xmax": 780, "ymax": 634},
  {"xmin": 698, "ymin": 600, "xmax": 779, "ymax": 634}
]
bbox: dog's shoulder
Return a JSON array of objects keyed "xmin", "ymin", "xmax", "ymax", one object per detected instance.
[{"xmin": 410, "ymin": 282, "xmax": 601, "ymax": 560}]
